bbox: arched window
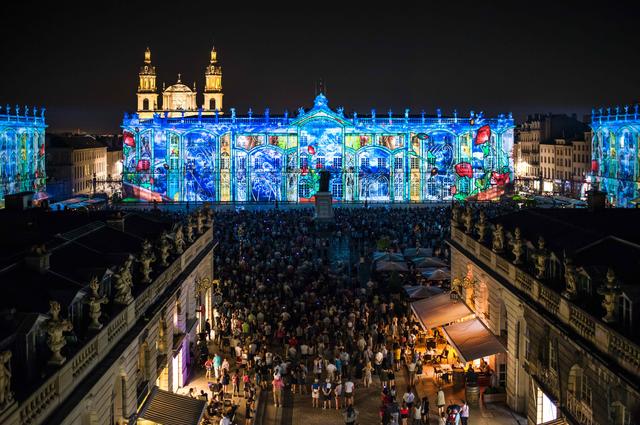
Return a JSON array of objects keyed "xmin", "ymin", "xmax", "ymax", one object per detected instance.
[
  {"xmin": 209, "ymin": 98, "xmax": 216, "ymax": 110},
  {"xmin": 142, "ymin": 98, "xmax": 149, "ymax": 111}
]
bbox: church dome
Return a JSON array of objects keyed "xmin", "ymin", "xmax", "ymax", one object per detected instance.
[{"xmin": 164, "ymin": 83, "xmax": 192, "ymax": 93}]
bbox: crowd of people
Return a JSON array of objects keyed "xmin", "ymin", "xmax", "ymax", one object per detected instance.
[{"xmin": 194, "ymin": 203, "xmax": 513, "ymax": 424}]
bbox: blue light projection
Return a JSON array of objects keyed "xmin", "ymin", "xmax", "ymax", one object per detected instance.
[
  {"xmin": 122, "ymin": 94, "xmax": 514, "ymax": 202},
  {"xmin": 592, "ymin": 105, "xmax": 640, "ymax": 207},
  {"xmin": 0, "ymin": 105, "xmax": 47, "ymax": 203}
]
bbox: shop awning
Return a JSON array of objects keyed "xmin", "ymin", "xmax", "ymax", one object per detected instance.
[
  {"xmin": 138, "ymin": 386, "xmax": 206, "ymax": 425},
  {"xmin": 410, "ymin": 293, "xmax": 474, "ymax": 330},
  {"xmin": 442, "ymin": 318, "xmax": 505, "ymax": 363}
]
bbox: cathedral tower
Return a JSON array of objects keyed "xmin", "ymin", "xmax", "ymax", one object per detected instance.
[
  {"xmin": 137, "ymin": 47, "xmax": 158, "ymax": 119},
  {"xmin": 203, "ymin": 45, "xmax": 223, "ymax": 114}
]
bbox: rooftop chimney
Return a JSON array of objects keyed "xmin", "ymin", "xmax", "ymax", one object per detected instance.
[{"xmin": 25, "ymin": 244, "xmax": 50, "ymax": 274}]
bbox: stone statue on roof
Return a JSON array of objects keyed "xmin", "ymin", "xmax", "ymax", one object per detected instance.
[
  {"xmin": 158, "ymin": 231, "xmax": 171, "ymax": 267},
  {"xmin": 512, "ymin": 227, "xmax": 523, "ymax": 265},
  {"xmin": 476, "ymin": 211, "xmax": 487, "ymax": 242},
  {"xmin": 174, "ymin": 225, "xmax": 185, "ymax": 254},
  {"xmin": 451, "ymin": 205, "xmax": 462, "ymax": 228},
  {"xmin": 463, "ymin": 206, "xmax": 473, "ymax": 234},
  {"xmin": 139, "ymin": 239, "xmax": 156, "ymax": 283},
  {"xmin": 185, "ymin": 216, "xmax": 194, "ymax": 243},
  {"xmin": 85, "ymin": 277, "xmax": 108, "ymax": 330},
  {"xmin": 492, "ymin": 223, "xmax": 504, "ymax": 253},
  {"xmin": 562, "ymin": 257, "xmax": 577, "ymax": 300},
  {"xmin": 534, "ymin": 236, "xmax": 547, "ymax": 279},
  {"xmin": 0, "ymin": 350, "xmax": 13, "ymax": 408},
  {"xmin": 45, "ymin": 300, "xmax": 73, "ymax": 365},
  {"xmin": 598, "ymin": 268, "xmax": 620, "ymax": 323},
  {"xmin": 113, "ymin": 256, "xmax": 134, "ymax": 305}
]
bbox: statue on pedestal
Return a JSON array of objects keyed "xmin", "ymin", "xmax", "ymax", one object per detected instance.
[
  {"xmin": 0, "ymin": 351, "xmax": 13, "ymax": 408},
  {"xmin": 512, "ymin": 227, "xmax": 524, "ymax": 264},
  {"xmin": 492, "ymin": 223, "xmax": 505, "ymax": 253},
  {"xmin": 476, "ymin": 211, "xmax": 487, "ymax": 242},
  {"xmin": 319, "ymin": 170, "xmax": 330, "ymax": 193},
  {"xmin": 157, "ymin": 315, "xmax": 167, "ymax": 354},
  {"xmin": 534, "ymin": 236, "xmax": 547, "ymax": 279},
  {"xmin": 562, "ymin": 257, "xmax": 577, "ymax": 300},
  {"xmin": 158, "ymin": 232, "xmax": 171, "ymax": 266},
  {"xmin": 463, "ymin": 206, "xmax": 473, "ymax": 234},
  {"xmin": 139, "ymin": 239, "xmax": 156, "ymax": 283},
  {"xmin": 598, "ymin": 268, "xmax": 620, "ymax": 323},
  {"xmin": 185, "ymin": 217, "xmax": 194, "ymax": 243},
  {"xmin": 85, "ymin": 277, "xmax": 108, "ymax": 330},
  {"xmin": 174, "ymin": 225, "xmax": 185, "ymax": 254},
  {"xmin": 113, "ymin": 256, "xmax": 134, "ymax": 305},
  {"xmin": 45, "ymin": 301, "xmax": 73, "ymax": 365}
]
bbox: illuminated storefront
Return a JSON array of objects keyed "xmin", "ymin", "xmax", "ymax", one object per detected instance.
[
  {"xmin": 0, "ymin": 105, "xmax": 47, "ymax": 204},
  {"xmin": 592, "ymin": 105, "xmax": 640, "ymax": 207},
  {"xmin": 123, "ymin": 94, "xmax": 514, "ymax": 202}
]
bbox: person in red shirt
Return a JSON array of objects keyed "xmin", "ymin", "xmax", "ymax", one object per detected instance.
[{"xmin": 204, "ymin": 357, "xmax": 213, "ymax": 379}]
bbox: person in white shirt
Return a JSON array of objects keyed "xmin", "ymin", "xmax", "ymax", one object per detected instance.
[
  {"xmin": 437, "ymin": 388, "xmax": 445, "ymax": 414},
  {"xmin": 460, "ymin": 400, "xmax": 469, "ymax": 425},
  {"xmin": 344, "ymin": 378, "xmax": 355, "ymax": 406},
  {"xmin": 402, "ymin": 387, "xmax": 415, "ymax": 409},
  {"xmin": 326, "ymin": 362, "xmax": 337, "ymax": 382}
]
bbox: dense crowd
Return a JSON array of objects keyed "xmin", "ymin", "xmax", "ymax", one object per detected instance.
[{"xmin": 197, "ymin": 203, "xmax": 517, "ymax": 425}]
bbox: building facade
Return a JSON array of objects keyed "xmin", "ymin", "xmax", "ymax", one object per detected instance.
[
  {"xmin": 123, "ymin": 93, "xmax": 515, "ymax": 203},
  {"xmin": 46, "ymin": 134, "xmax": 108, "ymax": 198},
  {"xmin": 0, "ymin": 207, "xmax": 215, "ymax": 425},
  {"xmin": 591, "ymin": 106, "xmax": 640, "ymax": 207},
  {"xmin": 449, "ymin": 207, "xmax": 640, "ymax": 425},
  {"xmin": 515, "ymin": 114, "xmax": 589, "ymax": 196},
  {"xmin": 0, "ymin": 104, "xmax": 47, "ymax": 205}
]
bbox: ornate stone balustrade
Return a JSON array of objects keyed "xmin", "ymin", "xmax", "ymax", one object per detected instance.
[
  {"xmin": 609, "ymin": 334, "xmax": 640, "ymax": 371},
  {"xmin": 569, "ymin": 306, "xmax": 596, "ymax": 339},
  {"xmin": 19, "ymin": 380, "xmax": 57, "ymax": 425},
  {"xmin": 71, "ymin": 340, "xmax": 98, "ymax": 378},
  {"xmin": 496, "ymin": 256, "xmax": 509, "ymax": 274},
  {"xmin": 107, "ymin": 312, "xmax": 128, "ymax": 343},
  {"xmin": 539, "ymin": 286, "xmax": 560, "ymax": 315},
  {"xmin": 566, "ymin": 390, "xmax": 594, "ymax": 425},
  {"xmin": 515, "ymin": 269, "xmax": 533, "ymax": 293}
]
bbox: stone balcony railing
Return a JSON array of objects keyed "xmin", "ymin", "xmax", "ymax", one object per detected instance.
[
  {"xmin": 450, "ymin": 226, "xmax": 640, "ymax": 380},
  {"xmin": 566, "ymin": 390, "xmax": 594, "ymax": 425},
  {"xmin": 7, "ymin": 224, "xmax": 214, "ymax": 425}
]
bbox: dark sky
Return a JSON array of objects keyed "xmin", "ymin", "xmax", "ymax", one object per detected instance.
[{"xmin": 1, "ymin": 2, "xmax": 639, "ymax": 133}]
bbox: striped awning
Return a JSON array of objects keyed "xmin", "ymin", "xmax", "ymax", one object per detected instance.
[{"xmin": 138, "ymin": 386, "xmax": 206, "ymax": 425}]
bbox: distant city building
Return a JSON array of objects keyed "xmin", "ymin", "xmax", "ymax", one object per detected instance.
[
  {"xmin": 137, "ymin": 46, "xmax": 223, "ymax": 119},
  {"xmin": 449, "ymin": 206, "xmax": 640, "ymax": 425},
  {"xmin": 514, "ymin": 114, "xmax": 589, "ymax": 196},
  {"xmin": 0, "ymin": 104, "xmax": 47, "ymax": 206},
  {"xmin": 46, "ymin": 134, "xmax": 122, "ymax": 200},
  {"xmin": 0, "ymin": 206, "xmax": 214, "ymax": 425},
  {"xmin": 591, "ymin": 105, "xmax": 640, "ymax": 207}
]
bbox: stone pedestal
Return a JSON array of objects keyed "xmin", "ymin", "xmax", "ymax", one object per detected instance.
[{"xmin": 314, "ymin": 192, "xmax": 334, "ymax": 222}]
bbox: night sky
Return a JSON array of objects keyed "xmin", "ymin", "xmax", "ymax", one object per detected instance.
[{"xmin": 1, "ymin": 2, "xmax": 639, "ymax": 133}]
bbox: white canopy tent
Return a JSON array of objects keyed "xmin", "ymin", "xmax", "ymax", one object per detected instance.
[
  {"xmin": 410, "ymin": 293, "xmax": 474, "ymax": 330},
  {"xmin": 442, "ymin": 319, "xmax": 505, "ymax": 362}
]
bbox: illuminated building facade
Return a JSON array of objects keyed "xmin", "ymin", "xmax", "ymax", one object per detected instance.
[
  {"xmin": 592, "ymin": 105, "xmax": 640, "ymax": 207},
  {"xmin": 123, "ymin": 92, "xmax": 515, "ymax": 202},
  {"xmin": 0, "ymin": 104, "xmax": 47, "ymax": 204}
]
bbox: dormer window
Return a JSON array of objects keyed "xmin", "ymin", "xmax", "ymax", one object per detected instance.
[{"xmin": 619, "ymin": 294, "xmax": 632, "ymax": 330}]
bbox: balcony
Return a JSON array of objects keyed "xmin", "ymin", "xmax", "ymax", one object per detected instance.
[{"xmin": 566, "ymin": 391, "xmax": 593, "ymax": 425}]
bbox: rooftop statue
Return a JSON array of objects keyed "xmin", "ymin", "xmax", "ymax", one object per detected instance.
[
  {"xmin": 511, "ymin": 227, "xmax": 523, "ymax": 265},
  {"xmin": 492, "ymin": 223, "xmax": 504, "ymax": 253},
  {"xmin": 174, "ymin": 225, "xmax": 185, "ymax": 254},
  {"xmin": 158, "ymin": 231, "xmax": 171, "ymax": 266},
  {"xmin": 113, "ymin": 255, "xmax": 134, "ymax": 305},
  {"xmin": 45, "ymin": 301, "xmax": 73, "ymax": 365},
  {"xmin": 85, "ymin": 277, "xmax": 108, "ymax": 330},
  {"xmin": 562, "ymin": 257, "xmax": 577, "ymax": 300},
  {"xmin": 139, "ymin": 239, "xmax": 156, "ymax": 283}
]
